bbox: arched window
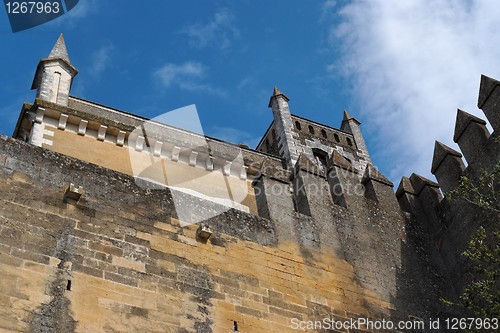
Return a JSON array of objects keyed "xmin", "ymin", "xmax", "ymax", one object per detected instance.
[
  {"xmin": 321, "ymin": 129, "xmax": 327, "ymax": 138},
  {"xmin": 295, "ymin": 121, "xmax": 301, "ymax": 130},
  {"xmin": 308, "ymin": 125, "xmax": 314, "ymax": 134},
  {"xmin": 334, "ymin": 133, "xmax": 340, "ymax": 142},
  {"xmin": 346, "ymin": 137, "xmax": 353, "ymax": 146}
]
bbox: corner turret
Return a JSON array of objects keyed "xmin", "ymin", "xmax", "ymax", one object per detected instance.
[
  {"xmin": 340, "ymin": 110, "xmax": 371, "ymax": 163},
  {"xmin": 268, "ymin": 86, "xmax": 300, "ymax": 167},
  {"xmin": 32, "ymin": 34, "xmax": 78, "ymax": 106}
]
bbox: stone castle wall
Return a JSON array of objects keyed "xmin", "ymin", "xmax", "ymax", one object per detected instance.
[{"xmin": 0, "ymin": 135, "xmax": 411, "ymax": 333}]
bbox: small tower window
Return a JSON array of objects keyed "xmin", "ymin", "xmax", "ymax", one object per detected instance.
[
  {"xmin": 313, "ymin": 149, "xmax": 328, "ymax": 171},
  {"xmin": 308, "ymin": 125, "xmax": 314, "ymax": 134},
  {"xmin": 334, "ymin": 133, "xmax": 340, "ymax": 142},
  {"xmin": 271, "ymin": 129, "xmax": 276, "ymax": 140},
  {"xmin": 265, "ymin": 139, "xmax": 270, "ymax": 150},
  {"xmin": 321, "ymin": 129, "xmax": 327, "ymax": 138},
  {"xmin": 346, "ymin": 137, "xmax": 353, "ymax": 146},
  {"xmin": 295, "ymin": 121, "xmax": 301, "ymax": 130}
]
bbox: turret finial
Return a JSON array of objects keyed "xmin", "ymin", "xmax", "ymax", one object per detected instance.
[{"xmin": 268, "ymin": 86, "xmax": 289, "ymax": 107}]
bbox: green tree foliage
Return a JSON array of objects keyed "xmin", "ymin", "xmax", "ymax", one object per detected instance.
[
  {"xmin": 448, "ymin": 161, "xmax": 499, "ymax": 212},
  {"xmin": 447, "ymin": 161, "xmax": 499, "ymax": 324}
]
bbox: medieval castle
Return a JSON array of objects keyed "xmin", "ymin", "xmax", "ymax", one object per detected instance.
[{"xmin": 0, "ymin": 35, "xmax": 498, "ymax": 332}]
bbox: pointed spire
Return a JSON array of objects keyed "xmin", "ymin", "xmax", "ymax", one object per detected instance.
[
  {"xmin": 31, "ymin": 34, "xmax": 77, "ymax": 106},
  {"xmin": 48, "ymin": 34, "xmax": 70, "ymax": 63},
  {"xmin": 431, "ymin": 141, "xmax": 462, "ymax": 173},
  {"xmin": 453, "ymin": 109, "xmax": 487, "ymax": 142},
  {"xmin": 273, "ymin": 86, "xmax": 281, "ymax": 96},
  {"xmin": 268, "ymin": 86, "xmax": 289, "ymax": 107},
  {"xmin": 342, "ymin": 110, "xmax": 361, "ymax": 125}
]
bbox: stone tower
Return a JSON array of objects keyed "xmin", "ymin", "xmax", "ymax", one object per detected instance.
[
  {"xmin": 267, "ymin": 87, "xmax": 301, "ymax": 168},
  {"xmin": 31, "ymin": 34, "xmax": 78, "ymax": 106},
  {"xmin": 259, "ymin": 87, "xmax": 371, "ymax": 174},
  {"xmin": 340, "ymin": 110, "xmax": 371, "ymax": 164}
]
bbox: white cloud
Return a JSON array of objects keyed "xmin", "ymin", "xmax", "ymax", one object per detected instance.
[
  {"xmin": 90, "ymin": 43, "xmax": 114, "ymax": 78},
  {"xmin": 154, "ymin": 62, "xmax": 226, "ymax": 97},
  {"xmin": 155, "ymin": 62, "xmax": 205, "ymax": 87},
  {"xmin": 237, "ymin": 77, "xmax": 254, "ymax": 90},
  {"xmin": 180, "ymin": 9, "xmax": 240, "ymax": 50},
  {"xmin": 320, "ymin": 0, "xmax": 338, "ymax": 21},
  {"xmin": 64, "ymin": 0, "xmax": 98, "ymax": 19},
  {"xmin": 46, "ymin": 0, "xmax": 99, "ymax": 28},
  {"xmin": 326, "ymin": 0, "xmax": 500, "ymax": 182}
]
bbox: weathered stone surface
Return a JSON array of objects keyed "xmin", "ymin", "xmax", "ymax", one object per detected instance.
[
  {"xmin": 0, "ymin": 133, "xmax": 441, "ymax": 332},
  {"xmin": 431, "ymin": 141, "xmax": 465, "ymax": 193},
  {"xmin": 478, "ymin": 74, "xmax": 500, "ymax": 132}
]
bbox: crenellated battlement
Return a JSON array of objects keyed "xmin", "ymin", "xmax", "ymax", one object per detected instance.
[
  {"xmin": 396, "ymin": 74, "xmax": 500, "ymax": 308},
  {"xmin": 398, "ymin": 74, "xmax": 499, "ymax": 218}
]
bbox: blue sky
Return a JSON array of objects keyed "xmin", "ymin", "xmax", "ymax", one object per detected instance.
[{"xmin": 1, "ymin": 0, "xmax": 499, "ymax": 184}]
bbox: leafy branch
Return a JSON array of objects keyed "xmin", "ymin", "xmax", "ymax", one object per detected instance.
[{"xmin": 443, "ymin": 160, "xmax": 500, "ymax": 326}]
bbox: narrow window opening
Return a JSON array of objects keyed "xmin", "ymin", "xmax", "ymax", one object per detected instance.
[
  {"xmin": 233, "ymin": 321, "xmax": 238, "ymax": 331},
  {"xmin": 54, "ymin": 72, "xmax": 62, "ymax": 103},
  {"xmin": 321, "ymin": 129, "xmax": 327, "ymax": 138},
  {"xmin": 313, "ymin": 149, "xmax": 328, "ymax": 171},
  {"xmin": 308, "ymin": 125, "xmax": 314, "ymax": 134},
  {"xmin": 271, "ymin": 129, "xmax": 276, "ymax": 140},
  {"xmin": 346, "ymin": 137, "xmax": 353, "ymax": 146},
  {"xmin": 295, "ymin": 121, "xmax": 301, "ymax": 130},
  {"xmin": 334, "ymin": 133, "xmax": 340, "ymax": 142},
  {"xmin": 66, "ymin": 280, "xmax": 72, "ymax": 291}
]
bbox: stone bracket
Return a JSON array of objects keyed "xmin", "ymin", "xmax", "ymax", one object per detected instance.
[
  {"xmin": 196, "ymin": 223, "xmax": 212, "ymax": 240},
  {"xmin": 153, "ymin": 141, "xmax": 163, "ymax": 157},
  {"xmin": 58, "ymin": 114, "xmax": 68, "ymax": 130},
  {"xmin": 97, "ymin": 125, "xmax": 107, "ymax": 141},
  {"xmin": 117, "ymin": 131, "xmax": 126, "ymax": 147},
  {"xmin": 35, "ymin": 107, "xmax": 45, "ymax": 124},
  {"xmin": 78, "ymin": 119, "xmax": 88, "ymax": 136}
]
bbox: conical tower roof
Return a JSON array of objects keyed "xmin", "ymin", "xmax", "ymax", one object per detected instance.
[
  {"xmin": 268, "ymin": 86, "xmax": 289, "ymax": 107},
  {"xmin": 48, "ymin": 34, "xmax": 70, "ymax": 63},
  {"xmin": 31, "ymin": 34, "xmax": 78, "ymax": 90},
  {"xmin": 342, "ymin": 110, "xmax": 361, "ymax": 125}
]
